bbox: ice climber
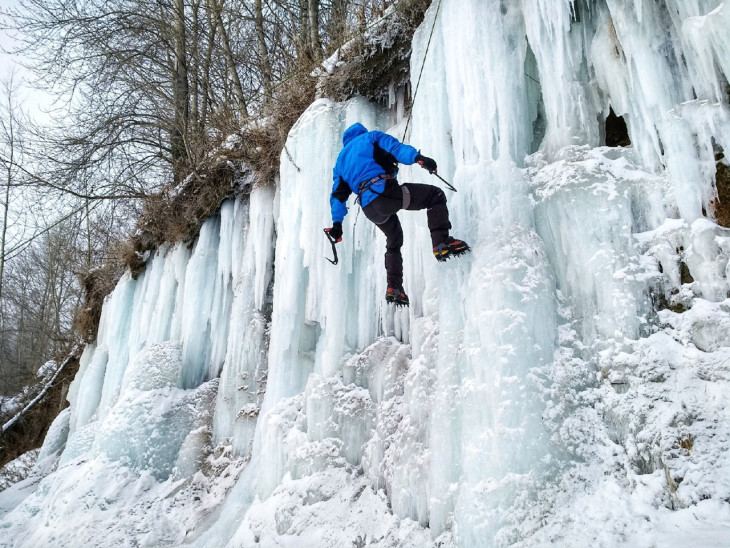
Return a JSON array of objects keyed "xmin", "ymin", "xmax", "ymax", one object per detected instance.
[{"xmin": 326, "ymin": 123, "xmax": 470, "ymax": 307}]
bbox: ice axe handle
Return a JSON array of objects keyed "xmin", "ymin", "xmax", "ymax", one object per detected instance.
[{"xmin": 434, "ymin": 172, "xmax": 457, "ymax": 192}]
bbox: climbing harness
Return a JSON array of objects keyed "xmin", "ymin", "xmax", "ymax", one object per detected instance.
[
  {"xmin": 355, "ymin": 173, "xmax": 396, "ymax": 205},
  {"xmin": 324, "ymin": 174, "xmax": 396, "ymax": 266}
]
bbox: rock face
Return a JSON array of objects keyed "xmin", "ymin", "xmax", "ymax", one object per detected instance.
[{"xmin": 2, "ymin": 1, "xmax": 730, "ymax": 546}]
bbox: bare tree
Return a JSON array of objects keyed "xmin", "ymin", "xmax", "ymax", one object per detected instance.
[
  {"xmin": 255, "ymin": 0, "xmax": 274, "ymax": 106},
  {"xmin": 308, "ymin": 0, "xmax": 323, "ymax": 60},
  {"xmin": 327, "ymin": 0, "xmax": 349, "ymax": 50},
  {"xmin": 6, "ymin": 0, "xmax": 196, "ymax": 191},
  {"xmin": 0, "ymin": 74, "xmax": 25, "ymax": 394},
  {"xmin": 1, "ymin": 219, "xmax": 84, "ymax": 380},
  {"xmin": 172, "ymin": 0, "xmax": 191, "ymax": 180},
  {"xmin": 0, "ymin": 75, "xmax": 23, "ymax": 307},
  {"xmin": 209, "ymin": 0, "xmax": 249, "ymax": 121}
]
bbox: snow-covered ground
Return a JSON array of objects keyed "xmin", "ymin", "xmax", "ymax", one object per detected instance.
[
  {"xmin": 0, "ymin": 451, "xmax": 38, "ymax": 493},
  {"xmin": 2, "ymin": 0, "xmax": 730, "ymax": 546}
]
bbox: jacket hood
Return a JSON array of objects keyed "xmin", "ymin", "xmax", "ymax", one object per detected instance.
[{"xmin": 342, "ymin": 123, "xmax": 367, "ymax": 146}]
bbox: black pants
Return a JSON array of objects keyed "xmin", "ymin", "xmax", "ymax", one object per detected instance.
[{"xmin": 362, "ymin": 178, "xmax": 451, "ymax": 287}]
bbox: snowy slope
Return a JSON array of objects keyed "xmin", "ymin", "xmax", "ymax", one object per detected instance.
[{"xmin": 2, "ymin": 0, "xmax": 730, "ymax": 546}]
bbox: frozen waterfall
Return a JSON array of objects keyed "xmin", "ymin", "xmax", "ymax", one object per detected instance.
[{"xmin": 2, "ymin": 0, "xmax": 730, "ymax": 546}]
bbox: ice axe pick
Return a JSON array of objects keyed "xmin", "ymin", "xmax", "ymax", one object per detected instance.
[{"xmin": 433, "ymin": 171, "xmax": 457, "ymax": 192}]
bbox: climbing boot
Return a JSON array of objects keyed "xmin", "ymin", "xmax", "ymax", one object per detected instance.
[
  {"xmin": 433, "ymin": 237, "xmax": 470, "ymax": 262},
  {"xmin": 385, "ymin": 285, "xmax": 410, "ymax": 307}
]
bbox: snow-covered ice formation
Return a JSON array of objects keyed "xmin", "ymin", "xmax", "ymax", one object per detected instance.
[{"xmin": 2, "ymin": 0, "xmax": 730, "ymax": 546}]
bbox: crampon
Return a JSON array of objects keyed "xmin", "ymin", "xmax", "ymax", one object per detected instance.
[
  {"xmin": 433, "ymin": 237, "xmax": 470, "ymax": 262},
  {"xmin": 385, "ymin": 286, "xmax": 410, "ymax": 307}
]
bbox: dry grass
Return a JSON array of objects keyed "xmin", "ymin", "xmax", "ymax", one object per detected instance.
[
  {"xmin": 137, "ymin": 164, "xmax": 235, "ymax": 246},
  {"xmin": 132, "ymin": 73, "xmax": 317, "ymax": 255},
  {"xmin": 242, "ymin": 74, "xmax": 317, "ymax": 184},
  {"xmin": 74, "ymin": 261, "xmax": 125, "ymax": 342},
  {"xmin": 679, "ymin": 434, "xmax": 694, "ymax": 452}
]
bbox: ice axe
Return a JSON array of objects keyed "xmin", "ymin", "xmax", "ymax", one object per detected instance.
[
  {"xmin": 323, "ymin": 228, "xmax": 340, "ymax": 265},
  {"xmin": 417, "ymin": 157, "xmax": 457, "ymax": 192},
  {"xmin": 433, "ymin": 171, "xmax": 457, "ymax": 192}
]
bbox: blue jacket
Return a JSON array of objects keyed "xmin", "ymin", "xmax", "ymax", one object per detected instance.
[{"xmin": 330, "ymin": 123, "xmax": 419, "ymax": 223}]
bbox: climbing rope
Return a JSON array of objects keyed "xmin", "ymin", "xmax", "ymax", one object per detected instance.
[
  {"xmin": 402, "ymin": 0, "xmax": 444, "ymax": 141},
  {"xmin": 399, "ymin": 0, "xmax": 541, "ymax": 194}
]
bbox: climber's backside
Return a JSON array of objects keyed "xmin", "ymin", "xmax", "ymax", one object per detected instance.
[{"xmin": 326, "ymin": 123, "xmax": 470, "ymax": 306}]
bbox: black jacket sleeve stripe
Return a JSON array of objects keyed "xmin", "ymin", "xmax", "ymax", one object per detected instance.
[{"xmin": 332, "ymin": 176, "xmax": 352, "ymax": 202}]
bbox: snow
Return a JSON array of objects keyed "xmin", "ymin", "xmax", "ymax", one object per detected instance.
[
  {"xmin": 2, "ymin": 0, "xmax": 730, "ymax": 546},
  {"xmin": 0, "ymin": 452, "xmax": 39, "ymax": 492}
]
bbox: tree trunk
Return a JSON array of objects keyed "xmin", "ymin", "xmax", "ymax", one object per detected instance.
[
  {"xmin": 190, "ymin": 0, "xmax": 201, "ymax": 130},
  {"xmin": 329, "ymin": 0, "xmax": 348, "ymax": 48},
  {"xmin": 211, "ymin": 0, "xmax": 248, "ymax": 120},
  {"xmin": 254, "ymin": 0, "xmax": 273, "ymax": 106},
  {"xmin": 308, "ymin": 0, "xmax": 322, "ymax": 61},
  {"xmin": 201, "ymin": 0, "xmax": 218, "ymax": 127},
  {"xmin": 172, "ymin": 0, "xmax": 190, "ymax": 182},
  {"xmin": 298, "ymin": 0, "xmax": 310, "ymax": 60},
  {"xmin": 0, "ymin": 134, "xmax": 11, "ymax": 307},
  {"xmin": 0, "ymin": 81, "xmax": 17, "ymax": 308}
]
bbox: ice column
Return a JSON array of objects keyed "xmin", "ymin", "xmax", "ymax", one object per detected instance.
[
  {"xmin": 260, "ymin": 97, "xmax": 391, "ymax": 411},
  {"xmin": 61, "ymin": 198, "xmax": 259, "ymax": 474},
  {"xmin": 521, "ymin": 0, "xmax": 601, "ymax": 155},
  {"xmin": 404, "ymin": 0, "xmax": 560, "ymax": 541},
  {"xmin": 213, "ymin": 187, "xmax": 276, "ymax": 456},
  {"xmin": 255, "ymin": 96, "xmax": 397, "ymax": 496}
]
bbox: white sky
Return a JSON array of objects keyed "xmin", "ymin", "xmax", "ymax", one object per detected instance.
[
  {"xmin": 1, "ymin": 1, "xmax": 77, "ymax": 253},
  {"xmin": 1, "ymin": 1, "xmax": 57, "ymax": 124}
]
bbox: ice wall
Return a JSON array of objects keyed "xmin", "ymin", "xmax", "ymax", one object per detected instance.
[
  {"xmin": 3, "ymin": 0, "xmax": 730, "ymax": 546},
  {"xmin": 221, "ymin": 0, "xmax": 730, "ymax": 544},
  {"xmin": 53, "ymin": 192, "xmax": 276, "ymax": 477}
]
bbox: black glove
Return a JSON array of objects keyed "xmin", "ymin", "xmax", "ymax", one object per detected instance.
[
  {"xmin": 415, "ymin": 154, "xmax": 437, "ymax": 174},
  {"xmin": 326, "ymin": 222, "xmax": 343, "ymax": 242}
]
